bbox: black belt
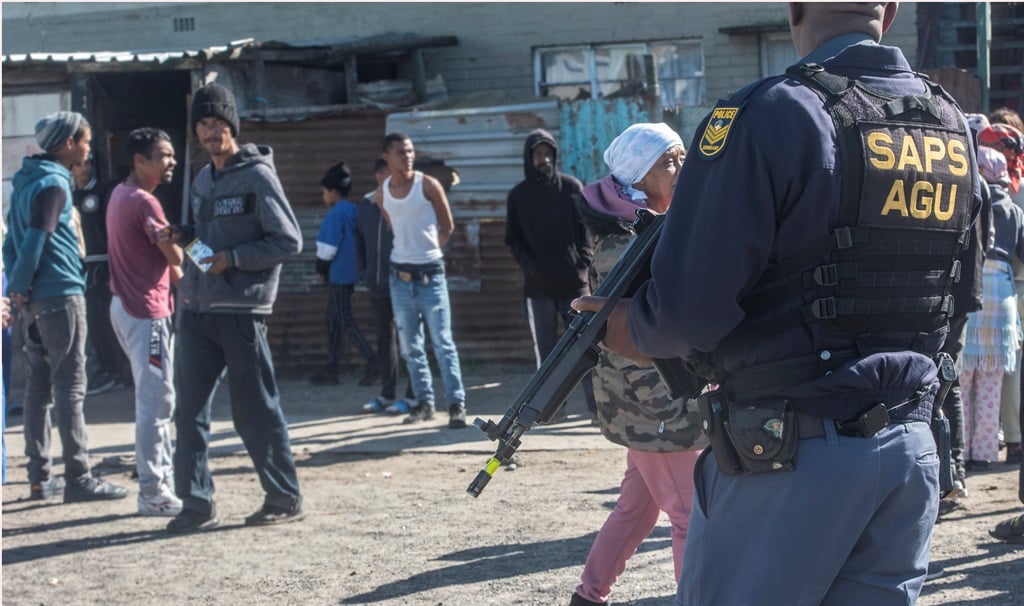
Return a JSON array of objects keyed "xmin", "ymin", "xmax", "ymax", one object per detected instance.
[
  {"xmin": 391, "ymin": 266, "xmax": 444, "ymax": 282},
  {"xmin": 723, "ymin": 349, "xmax": 860, "ymax": 399},
  {"xmin": 796, "ymin": 399, "xmax": 920, "ymax": 440}
]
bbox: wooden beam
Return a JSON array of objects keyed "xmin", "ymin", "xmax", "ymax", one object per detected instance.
[{"xmin": 344, "ymin": 55, "xmax": 359, "ymax": 105}]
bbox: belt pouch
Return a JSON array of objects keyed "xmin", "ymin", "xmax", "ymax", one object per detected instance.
[
  {"xmin": 696, "ymin": 391, "xmax": 744, "ymax": 476},
  {"xmin": 724, "ymin": 399, "xmax": 798, "ymax": 475}
]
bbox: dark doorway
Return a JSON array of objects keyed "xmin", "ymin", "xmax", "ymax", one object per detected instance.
[{"xmin": 90, "ymin": 70, "xmax": 191, "ymax": 224}]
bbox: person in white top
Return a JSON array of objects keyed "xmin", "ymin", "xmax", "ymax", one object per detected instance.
[{"xmin": 377, "ymin": 133, "xmax": 467, "ymax": 429}]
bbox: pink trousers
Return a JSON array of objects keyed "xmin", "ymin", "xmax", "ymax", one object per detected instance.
[
  {"xmin": 961, "ymin": 367, "xmax": 1005, "ymax": 462},
  {"xmin": 575, "ymin": 448, "xmax": 701, "ymax": 604}
]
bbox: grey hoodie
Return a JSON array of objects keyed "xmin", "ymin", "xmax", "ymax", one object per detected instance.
[{"xmin": 179, "ymin": 143, "xmax": 302, "ymax": 314}]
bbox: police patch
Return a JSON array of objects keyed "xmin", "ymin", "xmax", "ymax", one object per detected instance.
[{"xmin": 697, "ymin": 105, "xmax": 740, "ymax": 160}]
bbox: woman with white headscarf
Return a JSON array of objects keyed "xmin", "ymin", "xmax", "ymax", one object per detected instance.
[{"xmin": 569, "ymin": 123, "xmax": 707, "ymax": 606}]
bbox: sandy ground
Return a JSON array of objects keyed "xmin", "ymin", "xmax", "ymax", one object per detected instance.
[{"xmin": 2, "ymin": 364, "xmax": 1022, "ymax": 605}]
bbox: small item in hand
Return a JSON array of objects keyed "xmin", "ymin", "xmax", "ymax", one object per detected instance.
[{"xmin": 184, "ymin": 238, "xmax": 214, "ymax": 272}]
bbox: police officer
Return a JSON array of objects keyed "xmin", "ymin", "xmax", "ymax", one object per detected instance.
[{"xmin": 574, "ymin": 3, "xmax": 982, "ymax": 604}]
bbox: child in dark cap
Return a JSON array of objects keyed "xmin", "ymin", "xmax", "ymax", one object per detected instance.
[{"xmin": 311, "ymin": 162, "xmax": 380, "ymax": 386}]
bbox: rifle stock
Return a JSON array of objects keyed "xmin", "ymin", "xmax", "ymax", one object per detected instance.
[{"xmin": 468, "ymin": 210, "xmax": 706, "ymax": 498}]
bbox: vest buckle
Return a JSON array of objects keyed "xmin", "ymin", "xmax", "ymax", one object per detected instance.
[
  {"xmin": 811, "ymin": 297, "xmax": 837, "ymax": 319},
  {"xmin": 813, "ymin": 264, "xmax": 839, "ymax": 287}
]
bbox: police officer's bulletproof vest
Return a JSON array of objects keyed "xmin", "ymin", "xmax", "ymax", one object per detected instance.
[{"xmin": 722, "ymin": 64, "xmax": 976, "ymax": 362}]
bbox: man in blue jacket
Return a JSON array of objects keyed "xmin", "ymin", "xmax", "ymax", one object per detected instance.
[
  {"xmin": 3, "ymin": 111, "xmax": 128, "ymax": 503},
  {"xmin": 575, "ymin": 3, "xmax": 982, "ymax": 604}
]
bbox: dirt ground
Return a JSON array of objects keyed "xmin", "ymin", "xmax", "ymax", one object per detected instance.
[{"xmin": 2, "ymin": 364, "xmax": 1022, "ymax": 605}]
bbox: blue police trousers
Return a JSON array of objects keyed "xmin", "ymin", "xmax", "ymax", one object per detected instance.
[
  {"xmin": 676, "ymin": 420, "xmax": 938, "ymax": 606},
  {"xmin": 173, "ymin": 311, "xmax": 301, "ymax": 515}
]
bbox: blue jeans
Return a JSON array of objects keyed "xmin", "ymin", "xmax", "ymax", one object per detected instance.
[
  {"xmin": 677, "ymin": 420, "xmax": 938, "ymax": 606},
  {"xmin": 20, "ymin": 295, "xmax": 91, "ymax": 482},
  {"xmin": 389, "ymin": 272, "xmax": 465, "ymax": 408},
  {"xmin": 173, "ymin": 311, "xmax": 301, "ymax": 515}
]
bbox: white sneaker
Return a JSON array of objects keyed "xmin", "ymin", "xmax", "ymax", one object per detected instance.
[{"xmin": 138, "ymin": 488, "xmax": 183, "ymax": 517}]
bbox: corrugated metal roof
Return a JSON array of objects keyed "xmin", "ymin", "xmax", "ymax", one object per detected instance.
[{"xmin": 2, "ymin": 39, "xmax": 254, "ymax": 66}]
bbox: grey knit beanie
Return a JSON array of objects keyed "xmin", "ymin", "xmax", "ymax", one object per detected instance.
[{"xmin": 35, "ymin": 111, "xmax": 86, "ymax": 153}]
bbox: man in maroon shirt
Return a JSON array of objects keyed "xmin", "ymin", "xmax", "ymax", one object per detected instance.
[{"xmin": 106, "ymin": 127, "xmax": 184, "ymax": 516}]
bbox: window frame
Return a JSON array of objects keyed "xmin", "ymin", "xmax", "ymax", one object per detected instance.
[{"xmin": 534, "ymin": 38, "xmax": 705, "ymax": 107}]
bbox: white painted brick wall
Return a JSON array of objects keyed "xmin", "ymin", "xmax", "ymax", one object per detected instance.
[{"xmin": 4, "ymin": 2, "xmax": 920, "ymax": 106}]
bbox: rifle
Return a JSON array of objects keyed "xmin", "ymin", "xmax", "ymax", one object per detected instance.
[{"xmin": 467, "ymin": 209, "xmax": 707, "ymax": 498}]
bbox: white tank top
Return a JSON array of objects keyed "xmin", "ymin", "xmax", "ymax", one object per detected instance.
[{"xmin": 382, "ymin": 171, "xmax": 444, "ymax": 265}]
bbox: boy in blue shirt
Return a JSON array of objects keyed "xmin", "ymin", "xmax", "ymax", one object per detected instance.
[{"xmin": 312, "ymin": 162, "xmax": 379, "ymax": 385}]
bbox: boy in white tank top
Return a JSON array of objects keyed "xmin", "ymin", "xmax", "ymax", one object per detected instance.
[{"xmin": 378, "ymin": 133, "xmax": 467, "ymax": 429}]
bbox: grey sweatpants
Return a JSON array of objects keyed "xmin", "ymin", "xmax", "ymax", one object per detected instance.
[{"xmin": 110, "ymin": 296, "xmax": 175, "ymax": 497}]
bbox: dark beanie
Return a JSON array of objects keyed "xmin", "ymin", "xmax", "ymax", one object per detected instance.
[
  {"xmin": 320, "ymin": 162, "xmax": 352, "ymax": 195},
  {"xmin": 191, "ymin": 83, "xmax": 239, "ymax": 136}
]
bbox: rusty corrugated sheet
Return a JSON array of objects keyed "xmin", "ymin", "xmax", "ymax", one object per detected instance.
[
  {"xmin": 235, "ymin": 110, "xmax": 388, "ymax": 295},
  {"xmin": 559, "ymin": 98, "xmax": 650, "ymax": 185},
  {"xmin": 224, "ymin": 110, "xmax": 533, "ymax": 369},
  {"xmin": 267, "ymin": 218, "xmax": 534, "ymax": 369}
]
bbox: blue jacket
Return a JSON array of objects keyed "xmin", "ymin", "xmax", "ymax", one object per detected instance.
[
  {"xmin": 629, "ymin": 39, "xmax": 983, "ymax": 414},
  {"xmin": 2, "ymin": 156, "xmax": 85, "ymax": 300},
  {"xmin": 316, "ymin": 199, "xmax": 359, "ymax": 286}
]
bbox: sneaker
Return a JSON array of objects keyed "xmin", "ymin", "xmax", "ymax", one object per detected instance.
[
  {"xmin": 30, "ymin": 476, "xmax": 65, "ymax": 501},
  {"xmin": 944, "ymin": 479, "xmax": 969, "ymax": 501},
  {"xmin": 244, "ymin": 497, "xmax": 305, "ymax": 526},
  {"xmin": 385, "ymin": 399, "xmax": 412, "ymax": 415},
  {"xmin": 86, "ymin": 375, "xmax": 118, "ymax": 397},
  {"xmin": 138, "ymin": 488, "xmax": 183, "ymax": 517},
  {"xmin": 309, "ymin": 369, "xmax": 339, "ymax": 385},
  {"xmin": 63, "ymin": 475, "xmax": 129, "ymax": 503},
  {"xmin": 925, "ymin": 565, "xmax": 945, "ymax": 582},
  {"xmin": 448, "ymin": 403, "xmax": 467, "ymax": 429},
  {"xmin": 167, "ymin": 507, "xmax": 220, "ymax": 534},
  {"xmin": 403, "ymin": 402, "xmax": 436, "ymax": 424},
  {"xmin": 989, "ymin": 514, "xmax": 1024, "ymax": 544},
  {"xmin": 362, "ymin": 396, "xmax": 394, "ymax": 414}
]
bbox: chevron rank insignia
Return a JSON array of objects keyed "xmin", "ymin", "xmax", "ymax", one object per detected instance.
[{"xmin": 698, "ymin": 105, "xmax": 740, "ymax": 160}]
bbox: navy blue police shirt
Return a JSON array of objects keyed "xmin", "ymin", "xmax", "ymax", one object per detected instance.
[{"xmin": 628, "ymin": 39, "xmax": 983, "ymax": 418}]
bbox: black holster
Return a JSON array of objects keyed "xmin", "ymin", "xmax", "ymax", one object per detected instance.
[
  {"xmin": 932, "ymin": 352, "xmax": 957, "ymax": 495},
  {"xmin": 697, "ymin": 391, "xmax": 798, "ymax": 476}
]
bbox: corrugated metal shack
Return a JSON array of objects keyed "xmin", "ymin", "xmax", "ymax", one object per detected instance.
[{"xmin": 3, "ymin": 37, "xmax": 706, "ymax": 373}]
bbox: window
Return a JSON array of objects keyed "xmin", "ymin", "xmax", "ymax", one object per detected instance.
[
  {"xmin": 761, "ymin": 32, "xmax": 798, "ymax": 77},
  {"xmin": 536, "ymin": 40, "xmax": 705, "ymax": 108}
]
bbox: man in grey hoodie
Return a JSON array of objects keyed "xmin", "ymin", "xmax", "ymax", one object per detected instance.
[{"xmin": 160, "ymin": 83, "xmax": 304, "ymax": 533}]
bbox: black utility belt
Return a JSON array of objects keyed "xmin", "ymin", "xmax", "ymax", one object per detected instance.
[
  {"xmin": 696, "ymin": 391, "xmax": 917, "ymax": 477},
  {"xmin": 391, "ymin": 265, "xmax": 444, "ymax": 283}
]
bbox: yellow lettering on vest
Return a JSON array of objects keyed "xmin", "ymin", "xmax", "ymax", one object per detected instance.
[
  {"xmin": 934, "ymin": 183, "xmax": 956, "ymax": 220},
  {"xmin": 881, "ymin": 179, "xmax": 909, "ymax": 217},
  {"xmin": 910, "ymin": 181, "xmax": 934, "ymax": 219},
  {"xmin": 922, "ymin": 136, "xmax": 946, "ymax": 173},
  {"xmin": 898, "ymin": 136, "xmax": 923, "ymax": 171},
  {"xmin": 867, "ymin": 132, "xmax": 895, "ymax": 169},
  {"xmin": 947, "ymin": 140, "xmax": 968, "ymax": 176}
]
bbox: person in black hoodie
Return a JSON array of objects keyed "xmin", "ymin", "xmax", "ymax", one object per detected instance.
[
  {"xmin": 356, "ymin": 159, "xmax": 415, "ymax": 414},
  {"xmin": 505, "ymin": 129, "xmax": 596, "ymax": 420}
]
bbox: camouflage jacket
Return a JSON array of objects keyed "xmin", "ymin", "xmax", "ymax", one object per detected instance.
[{"xmin": 581, "ymin": 204, "xmax": 708, "ymax": 452}]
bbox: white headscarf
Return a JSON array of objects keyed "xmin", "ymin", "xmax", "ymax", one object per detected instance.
[{"xmin": 603, "ymin": 123, "xmax": 684, "ymax": 201}]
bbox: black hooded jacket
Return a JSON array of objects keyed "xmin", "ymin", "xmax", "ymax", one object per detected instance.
[{"xmin": 505, "ymin": 129, "xmax": 592, "ymax": 298}]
